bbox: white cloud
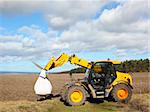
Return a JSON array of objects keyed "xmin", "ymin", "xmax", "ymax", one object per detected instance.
[
  {"xmin": 95, "ymin": 0, "xmax": 149, "ymax": 33},
  {"xmin": 51, "ymin": 0, "xmax": 149, "ymax": 54},
  {"xmin": 22, "ymin": 38, "xmax": 34, "ymax": 47},
  {"xmin": 100, "ymin": 0, "xmax": 149, "ymax": 23},
  {"xmin": 0, "ymin": 0, "xmax": 106, "ymax": 30},
  {"xmin": 46, "ymin": 15, "xmax": 73, "ymax": 30},
  {"xmin": 0, "ymin": 0, "xmax": 105, "ymax": 16},
  {"xmin": 55, "ymin": 29, "xmax": 148, "ymax": 52},
  {"xmin": 0, "ymin": 0, "xmax": 149, "ymax": 62},
  {"xmin": 0, "ymin": 26, "xmax": 57, "ymax": 62}
]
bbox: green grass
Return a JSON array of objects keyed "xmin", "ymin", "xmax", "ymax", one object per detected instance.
[
  {"xmin": 50, "ymin": 100, "xmax": 120, "ymax": 112},
  {"xmin": 0, "ymin": 99, "xmax": 122, "ymax": 112},
  {"xmin": 1, "ymin": 94, "xmax": 149, "ymax": 112}
]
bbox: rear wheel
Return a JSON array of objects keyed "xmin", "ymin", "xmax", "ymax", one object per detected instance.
[
  {"xmin": 65, "ymin": 86, "xmax": 86, "ymax": 106},
  {"xmin": 112, "ymin": 84, "xmax": 132, "ymax": 103}
]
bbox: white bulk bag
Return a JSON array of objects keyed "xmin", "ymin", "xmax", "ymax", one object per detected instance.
[{"xmin": 34, "ymin": 69, "xmax": 52, "ymax": 95}]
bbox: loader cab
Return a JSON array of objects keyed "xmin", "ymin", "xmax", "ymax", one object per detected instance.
[{"xmin": 86, "ymin": 61, "xmax": 118, "ymax": 91}]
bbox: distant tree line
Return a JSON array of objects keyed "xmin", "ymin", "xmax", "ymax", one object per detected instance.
[
  {"xmin": 70, "ymin": 59, "xmax": 149, "ymax": 73},
  {"xmin": 70, "ymin": 67, "xmax": 86, "ymax": 73},
  {"xmin": 116, "ymin": 59, "xmax": 149, "ymax": 72}
]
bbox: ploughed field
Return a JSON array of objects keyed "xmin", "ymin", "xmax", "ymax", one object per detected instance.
[
  {"xmin": 0, "ymin": 72, "xmax": 149, "ymax": 112},
  {"xmin": 0, "ymin": 73, "xmax": 85, "ymax": 101},
  {"xmin": 0, "ymin": 72, "xmax": 149, "ymax": 101}
]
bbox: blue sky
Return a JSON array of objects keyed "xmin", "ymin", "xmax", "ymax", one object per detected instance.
[{"xmin": 0, "ymin": 0, "xmax": 149, "ymax": 72}]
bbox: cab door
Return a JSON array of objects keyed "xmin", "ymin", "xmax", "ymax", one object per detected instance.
[{"xmin": 88, "ymin": 62, "xmax": 116, "ymax": 90}]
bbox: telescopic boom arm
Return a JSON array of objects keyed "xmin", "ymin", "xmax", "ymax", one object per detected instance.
[
  {"xmin": 44, "ymin": 53, "xmax": 92, "ymax": 71},
  {"xmin": 34, "ymin": 53, "xmax": 92, "ymax": 95}
]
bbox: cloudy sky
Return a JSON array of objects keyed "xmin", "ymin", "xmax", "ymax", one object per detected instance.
[{"xmin": 0, "ymin": 0, "xmax": 149, "ymax": 72}]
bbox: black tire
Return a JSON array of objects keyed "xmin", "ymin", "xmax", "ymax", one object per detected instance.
[
  {"xmin": 111, "ymin": 84, "xmax": 132, "ymax": 103},
  {"xmin": 65, "ymin": 86, "xmax": 86, "ymax": 106},
  {"xmin": 36, "ymin": 95, "xmax": 46, "ymax": 101},
  {"xmin": 60, "ymin": 86, "xmax": 68, "ymax": 102}
]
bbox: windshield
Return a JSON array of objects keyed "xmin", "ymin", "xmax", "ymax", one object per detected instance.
[
  {"xmin": 114, "ymin": 64, "xmax": 125, "ymax": 72},
  {"xmin": 85, "ymin": 69, "xmax": 90, "ymax": 77}
]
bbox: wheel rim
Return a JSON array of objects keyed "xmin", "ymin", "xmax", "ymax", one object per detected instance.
[
  {"xmin": 117, "ymin": 88, "xmax": 128, "ymax": 100},
  {"xmin": 70, "ymin": 90, "xmax": 83, "ymax": 103}
]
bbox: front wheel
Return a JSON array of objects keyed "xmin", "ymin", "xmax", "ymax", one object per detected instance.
[
  {"xmin": 65, "ymin": 86, "xmax": 86, "ymax": 106},
  {"xmin": 111, "ymin": 84, "xmax": 132, "ymax": 103}
]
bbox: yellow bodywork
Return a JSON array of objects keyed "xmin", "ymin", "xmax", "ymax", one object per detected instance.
[
  {"xmin": 43, "ymin": 53, "xmax": 132, "ymax": 94},
  {"xmin": 113, "ymin": 71, "xmax": 133, "ymax": 86},
  {"xmin": 44, "ymin": 53, "xmax": 132, "ymax": 86},
  {"xmin": 44, "ymin": 53, "xmax": 69, "ymax": 71},
  {"xmin": 69, "ymin": 55, "xmax": 92, "ymax": 69},
  {"xmin": 44, "ymin": 53, "xmax": 121, "ymax": 71},
  {"xmin": 96, "ymin": 60, "xmax": 121, "ymax": 65},
  {"xmin": 106, "ymin": 71, "xmax": 133, "ymax": 93},
  {"xmin": 44, "ymin": 53, "xmax": 92, "ymax": 71},
  {"xmin": 44, "ymin": 56, "xmax": 56, "ymax": 71}
]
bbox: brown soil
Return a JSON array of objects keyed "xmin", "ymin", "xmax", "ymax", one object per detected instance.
[
  {"xmin": 0, "ymin": 73, "xmax": 84, "ymax": 101},
  {"xmin": 0, "ymin": 72, "xmax": 149, "ymax": 101}
]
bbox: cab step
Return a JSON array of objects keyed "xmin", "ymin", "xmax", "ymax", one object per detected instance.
[{"xmin": 96, "ymin": 91, "xmax": 104, "ymax": 98}]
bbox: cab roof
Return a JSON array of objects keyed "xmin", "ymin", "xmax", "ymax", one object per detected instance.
[{"xmin": 95, "ymin": 60, "xmax": 121, "ymax": 64}]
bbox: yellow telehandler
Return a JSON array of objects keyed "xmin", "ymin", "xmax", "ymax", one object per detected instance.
[{"xmin": 34, "ymin": 53, "xmax": 133, "ymax": 106}]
